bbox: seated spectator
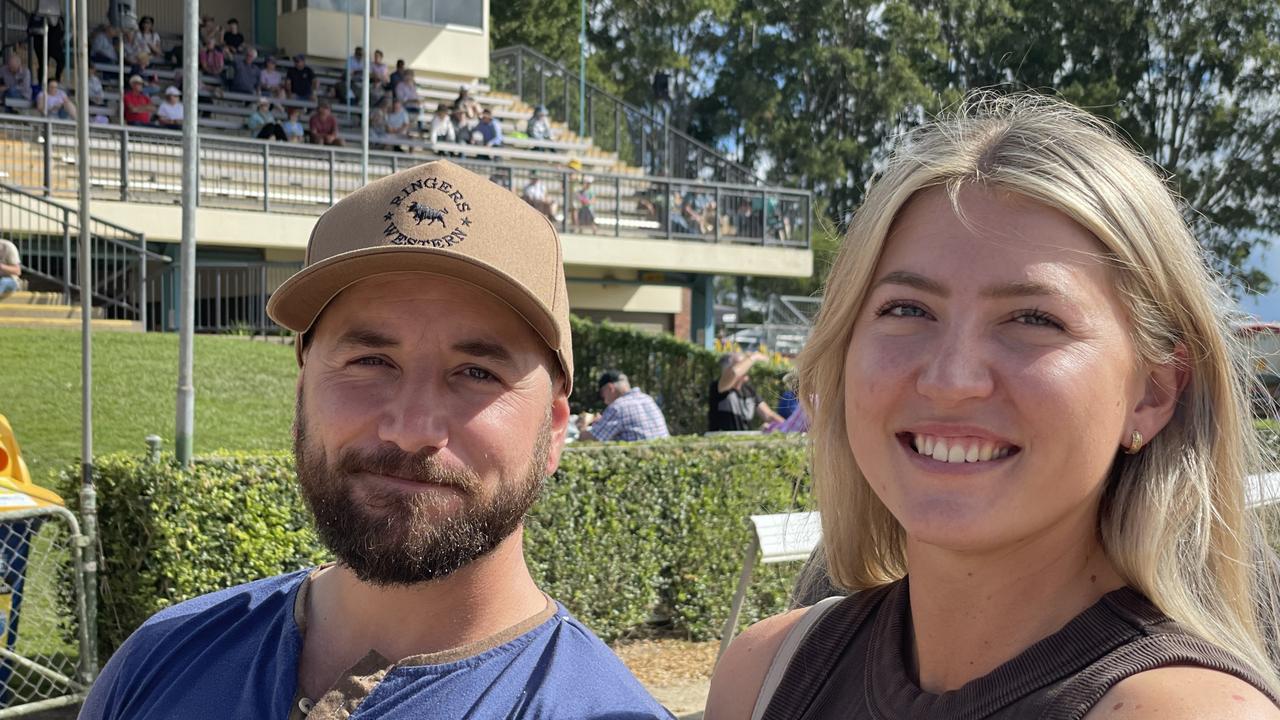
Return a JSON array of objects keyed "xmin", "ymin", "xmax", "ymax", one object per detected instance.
[
  {"xmin": 122, "ymin": 75, "xmax": 154, "ymax": 126},
  {"xmin": 89, "ymin": 24, "xmax": 117, "ymax": 64},
  {"xmin": 259, "ymin": 57, "xmax": 284, "ymax": 96},
  {"xmin": 521, "ymin": 172, "xmax": 557, "ymax": 221},
  {"xmin": 0, "ymin": 237, "xmax": 22, "ymax": 300},
  {"xmin": 345, "ymin": 46, "xmax": 364, "ymax": 88},
  {"xmin": 451, "ymin": 105, "xmax": 475, "ymax": 142},
  {"xmin": 385, "ymin": 99, "xmax": 411, "ymax": 140},
  {"xmin": 426, "ymin": 105, "xmax": 455, "ymax": 144},
  {"xmin": 708, "ymin": 351, "xmax": 785, "ymax": 432},
  {"xmin": 198, "ymin": 38, "xmax": 225, "ymax": 77},
  {"xmin": 394, "ymin": 69, "xmax": 419, "ymax": 109},
  {"xmin": 472, "ymin": 108, "xmax": 503, "ymax": 147},
  {"xmin": 86, "ymin": 67, "xmax": 104, "ymax": 105},
  {"xmin": 577, "ymin": 371, "xmax": 670, "ymax": 442},
  {"xmin": 282, "ymin": 107, "xmax": 305, "ymax": 142},
  {"xmin": 155, "ymin": 86, "xmax": 183, "ymax": 128},
  {"xmin": 198, "ymin": 15, "xmax": 220, "ymax": 47},
  {"xmin": 370, "ymin": 49, "xmax": 389, "ymax": 87},
  {"xmin": 388, "ymin": 59, "xmax": 406, "ymax": 88},
  {"xmin": 122, "ymin": 29, "xmax": 147, "ymax": 65},
  {"xmin": 286, "ymin": 54, "xmax": 315, "ymax": 101},
  {"xmin": 527, "ymin": 105, "xmax": 554, "ymax": 149},
  {"xmin": 35, "ymin": 79, "xmax": 75, "ymax": 119},
  {"xmin": 137, "ymin": 16, "xmax": 162, "ymax": 57},
  {"xmin": 130, "ymin": 53, "xmax": 162, "ymax": 96},
  {"xmin": 228, "ymin": 47, "xmax": 261, "ymax": 95},
  {"xmin": 222, "ymin": 18, "xmax": 244, "ymax": 54},
  {"xmin": 369, "ymin": 96, "xmax": 389, "ymax": 143},
  {"xmin": 454, "ymin": 85, "xmax": 481, "ymax": 121},
  {"xmin": 308, "ymin": 101, "xmax": 343, "ymax": 145},
  {"xmin": 247, "ymin": 98, "xmax": 286, "ymax": 141},
  {"xmin": 0, "ymin": 53, "xmax": 32, "ymax": 102}
]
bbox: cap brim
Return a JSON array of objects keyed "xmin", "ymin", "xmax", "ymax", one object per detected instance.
[{"xmin": 267, "ymin": 246, "xmax": 567, "ymax": 380}]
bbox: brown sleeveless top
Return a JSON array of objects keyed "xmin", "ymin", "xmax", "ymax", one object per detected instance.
[{"xmin": 761, "ymin": 578, "xmax": 1278, "ymax": 720}]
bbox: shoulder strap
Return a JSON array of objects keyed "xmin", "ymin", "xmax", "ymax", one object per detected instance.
[
  {"xmin": 753, "ymin": 584, "xmax": 896, "ymax": 720},
  {"xmin": 750, "ymin": 596, "xmax": 844, "ymax": 720}
]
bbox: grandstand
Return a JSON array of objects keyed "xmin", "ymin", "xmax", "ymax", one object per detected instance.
[{"xmin": 0, "ymin": 1, "xmax": 812, "ymax": 345}]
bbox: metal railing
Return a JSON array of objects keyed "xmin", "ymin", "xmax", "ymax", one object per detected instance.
[
  {"xmin": 490, "ymin": 45, "xmax": 759, "ymax": 185},
  {"xmin": 0, "ymin": 114, "xmax": 813, "ymax": 249},
  {"xmin": 0, "ymin": 182, "xmax": 169, "ymax": 323},
  {"xmin": 149, "ymin": 261, "xmax": 301, "ymax": 334}
]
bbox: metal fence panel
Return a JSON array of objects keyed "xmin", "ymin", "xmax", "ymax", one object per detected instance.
[{"xmin": 0, "ymin": 506, "xmax": 91, "ymax": 718}]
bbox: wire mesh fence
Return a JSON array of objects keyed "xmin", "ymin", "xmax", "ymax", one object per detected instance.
[{"xmin": 0, "ymin": 506, "xmax": 91, "ymax": 718}]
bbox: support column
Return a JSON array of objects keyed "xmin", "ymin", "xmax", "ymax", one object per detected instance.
[{"xmin": 691, "ymin": 274, "xmax": 716, "ymax": 350}]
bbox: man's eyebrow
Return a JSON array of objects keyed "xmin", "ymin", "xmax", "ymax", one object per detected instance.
[
  {"xmin": 334, "ymin": 329, "xmax": 399, "ymax": 350},
  {"xmin": 871, "ymin": 271, "xmax": 1069, "ymax": 300},
  {"xmin": 452, "ymin": 339, "xmax": 516, "ymax": 365}
]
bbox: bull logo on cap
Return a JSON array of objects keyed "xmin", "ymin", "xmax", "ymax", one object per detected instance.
[
  {"xmin": 407, "ymin": 201, "xmax": 448, "ymax": 228},
  {"xmin": 382, "ymin": 175, "xmax": 473, "ymax": 248}
]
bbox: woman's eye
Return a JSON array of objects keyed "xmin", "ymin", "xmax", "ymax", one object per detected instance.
[
  {"xmin": 1013, "ymin": 310, "xmax": 1063, "ymax": 329},
  {"xmin": 876, "ymin": 301, "xmax": 930, "ymax": 319}
]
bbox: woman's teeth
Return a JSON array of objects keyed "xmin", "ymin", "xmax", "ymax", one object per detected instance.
[{"xmin": 911, "ymin": 434, "xmax": 1013, "ymax": 463}]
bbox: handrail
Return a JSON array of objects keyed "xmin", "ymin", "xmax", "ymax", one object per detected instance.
[
  {"xmin": 490, "ymin": 45, "xmax": 760, "ymax": 184},
  {"xmin": 0, "ymin": 186, "xmax": 169, "ymax": 262}
]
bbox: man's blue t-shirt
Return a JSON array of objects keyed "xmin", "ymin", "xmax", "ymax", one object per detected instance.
[{"xmin": 80, "ymin": 569, "xmax": 672, "ymax": 719}]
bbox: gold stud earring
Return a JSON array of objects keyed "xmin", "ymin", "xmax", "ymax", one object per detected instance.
[{"xmin": 1125, "ymin": 430, "xmax": 1144, "ymax": 455}]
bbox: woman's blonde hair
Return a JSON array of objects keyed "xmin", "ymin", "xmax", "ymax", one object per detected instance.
[{"xmin": 797, "ymin": 91, "xmax": 1280, "ymax": 692}]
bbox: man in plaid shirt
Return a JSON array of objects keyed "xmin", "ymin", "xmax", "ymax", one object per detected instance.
[{"xmin": 577, "ymin": 370, "xmax": 670, "ymax": 441}]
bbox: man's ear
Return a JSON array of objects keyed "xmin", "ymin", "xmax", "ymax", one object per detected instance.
[
  {"xmin": 544, "ymin": 391, "xmax": 571, "ymax": 476},
  {"xmin": 1126, "ymin": 343, "xmax": 1190, "ymax": 449}
]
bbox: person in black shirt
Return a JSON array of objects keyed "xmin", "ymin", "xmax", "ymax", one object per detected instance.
[
  {"xmin": 287, "ymin": 54, "xmax": 316, "ymax": 101},
  {"xmin": 222, "ymin": 18, "xmax": 244, "ymax": 54},
  {"xmin": 708, "ymin": 351, "xmax": 785, "ymax": 432}
]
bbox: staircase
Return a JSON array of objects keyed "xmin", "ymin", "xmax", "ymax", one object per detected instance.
[{"xmin": 0, "ymin": 291, "xmax": 142, "ymax": 331}]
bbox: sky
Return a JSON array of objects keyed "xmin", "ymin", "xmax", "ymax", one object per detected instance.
[{"xmin": 1238, "ymin": 246, "xmax": 1280, "ymax": 323}]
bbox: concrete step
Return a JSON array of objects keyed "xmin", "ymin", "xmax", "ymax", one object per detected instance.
[
  {"xmin": 0, "ymin": 316, "xmax": 141, "ymax": 332},
  {"xmin": 0, "ymin": 291, "xmax": 66, "ymax": 305},
  {"xmin": 0, "ymin": 303, "xmax": 104, "ymax": 319}
]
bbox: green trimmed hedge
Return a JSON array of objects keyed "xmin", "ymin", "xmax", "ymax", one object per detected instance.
[
  {"xmin": 569, "ymin": 316, "xmax": 791, "ymax": 435},
  {"xmin": 66, "ymin": 435, "xmax": 811, "ymax": 655}
]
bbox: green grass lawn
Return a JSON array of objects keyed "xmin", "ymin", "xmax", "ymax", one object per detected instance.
[{"xmin": 1, "ymin": 328, "xmax": 297, "ymax": 484}]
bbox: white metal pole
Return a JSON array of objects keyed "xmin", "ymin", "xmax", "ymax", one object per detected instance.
[
  {"xmin": 116, "ymin": 35, "xmax": 123, "ymax": 126},
  {"xmin": 578, "ymin": 0, "xmax": 585, "ymax": 137},
  {"xmin": 41, "ymin": 18, "xmax": 48, "ymax": 116},
  {"xmin": 176, "ymin": 0, "xmax": 199, "ymax": 465},
  {"xmin": 360, "ymin": 0, "xmax": 369, "ymax": 184},
  {"xmin": 74, "ymin": 0, "xmax": 100, "ymax": 679}
]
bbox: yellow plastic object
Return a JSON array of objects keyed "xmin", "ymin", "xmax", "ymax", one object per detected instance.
[{"xmin": 0, "ymin": 415, "xmax": 64, "ymax": 509}]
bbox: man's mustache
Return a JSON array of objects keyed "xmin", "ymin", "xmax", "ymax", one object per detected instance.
[{"xmin": 335, "ymin": 446, "xmax": 481, "ymax": 494}]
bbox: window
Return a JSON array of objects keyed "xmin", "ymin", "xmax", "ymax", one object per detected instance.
[{"xmin": 380, "ymin": 0, "xmax": 482, "ymax": 30}]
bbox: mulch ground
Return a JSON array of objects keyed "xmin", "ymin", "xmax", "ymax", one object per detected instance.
[{"xmin": 613, "ymin": 638, "xmax": 719, "ymax": 686}]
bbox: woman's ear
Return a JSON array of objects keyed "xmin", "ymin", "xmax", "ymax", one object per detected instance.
[{"xmin": 1128, "ymin": 343, "xmax": 1190, "ymax": 446}]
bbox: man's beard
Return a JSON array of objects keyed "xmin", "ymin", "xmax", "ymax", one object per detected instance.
[{"xmin": 293, "ymin": 395, "xmax": 552, "ymax": 587}]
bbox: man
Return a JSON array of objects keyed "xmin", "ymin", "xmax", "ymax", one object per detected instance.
[
  {"xmin": 578, "ymin": 371, "xmax": 670, "ymax": 442},
  {"xmin": 473, "ymin": 108, "xmax": 503, "ymax": 147},
  {"xmin": 0, "ymin": 54, "xmax": 31, "ymax": 102},
  {"xmin": 708, "ymin": 351, "xmax": 785, "ymax": 432},
  {"xmin": 228, "ymin": 46, "xmax": 261, "ymax": 95},
  {"xmin": 121, "ymin": 75, "xmax": 154, "ymax": 126},
  {"xmin": 79, "ymin": 160, "xmax": 671, "ymax": 720},
  {"xmin": 286, "ymin": 54, "xmax": 316, "ymax": 101},
  {"xmin": 0, "ymin": 238, "xmax": 20, "ymax": 299},
  {"xmin": 308, "ymin": 101, "xmax": 343, "ymax": 146},
  {"xmin": 521, "ymin": 171, "xmax": 557, "ymax": 221},
  {"xmin": 222, "ymin": 18, "xmax": 244, "ymax": 54}
]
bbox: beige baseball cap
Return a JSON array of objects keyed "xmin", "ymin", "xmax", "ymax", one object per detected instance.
[{"xmin": 266, "ymin": 159, "xmax": 573, "ymax": 392}]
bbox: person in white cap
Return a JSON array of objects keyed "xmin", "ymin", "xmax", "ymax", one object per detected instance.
[
  {"xmin": 154, "ymin": 86, "xmax": 183, "ymax": 128},
  {"xmin": 79, "ymin": 160, "xmax": 674, "ymax": 720}
]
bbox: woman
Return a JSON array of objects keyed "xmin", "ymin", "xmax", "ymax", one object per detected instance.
[{"xmin": 706, "ymin": 93, "xmax": 1280, "ymax": 719}]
